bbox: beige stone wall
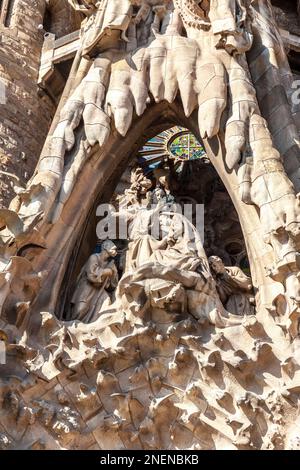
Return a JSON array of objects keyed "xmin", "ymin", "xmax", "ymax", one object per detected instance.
[
  {"xmin": 43, "ymin": 0, "xmax": 82, "ymax": 38},
  {"xmin": 0, "ymin": 0, "xmax": 80, "ymax": 208}
]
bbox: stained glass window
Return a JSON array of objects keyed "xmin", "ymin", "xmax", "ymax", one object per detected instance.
[
  {"xmin": 169, "ymin": 132, "xmax": 205, "ymax": 161},
  {"xmin": 138, "ymin": 126, "xmax": 207, "ymax": 170}
]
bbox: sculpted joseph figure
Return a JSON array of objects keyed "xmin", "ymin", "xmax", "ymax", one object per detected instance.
[{"xmin": 70, "ymin": 240, "xmax": 118, "ymax": 323}]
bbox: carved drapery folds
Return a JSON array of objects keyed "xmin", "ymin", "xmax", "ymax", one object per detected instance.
[
  {"xmin": 1, "ymin": 0, "xmax": 300, "ymax": 450},
  {"xmin": 0, "ymin": 0, "xmax": 298, "ymax": 304},
  {"xmin": 68, "ymin": 240, "xmax": 118, "ymax": 323}
]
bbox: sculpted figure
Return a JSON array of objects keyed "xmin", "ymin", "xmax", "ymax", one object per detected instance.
[
  {"xmin": 115, "ymin": 168, "xmax": 172, "ymax": 271},
  {"xmin": 150, "ymin": 210, "xmax": 207, "ymax": 269},
  {"xmin": 209, "ymin": 255, "xmax": 255, "ymax": 316},
  {"xmin": 114, "ymin": 166, "xmax": 246, "ymax": 327},
  {"xmin": 208, "ymin": 0, "xmax": 253, "ymax": 54},
  {"xmin": 69, "ymin": 0, "xmax": 133, "ymax": 55},
  {"xmin": 7, "ymin": 0, "xmax": 296, "ymax": 252},
  {"xmin": 0, "ymin": 331, "xmax": 7, "ymax": 365},
  {"xmin": 131, "ymin": 0, "xmax": 171, "ymax": 24},
  {"xmin": 118, "ymin": 256, "xmax": 246, "ymax": 327},
  {"xmin": 69, "ymin": 240, "xmax": 118, "ymax": 323},
  {"xmin": 115, "ymin": 167, "xmax": 207, "ymax": 272},
  {"xmin": 113, "ymin": 165, "xmax": 221, "ymax": 320},
  {"xmin": 1, "ymin": 0, "xmax": 299, "ymax": 331},
  {"xmin": 118, "ymin": 167, "xmax": 153, "ymax": 210},
  {"xmin": 68, "ymin": 0, "xmax": 97, "ymax": 15},
  {"xmin": 151, "ymin": 169, "xmax": 173, "ymax": 205},
  {"xmin": 2, "ymin": 2, "xmax": 300, "ymax": 451},
  {"xmin": 116, "ymin": 168, "xmax": 158, "ymax": 271}
]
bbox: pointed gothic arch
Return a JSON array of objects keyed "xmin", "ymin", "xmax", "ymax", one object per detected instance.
[
  {"xmin": 19, "ymin": 99, "xmax": 273, "ymax": 330},
  {"xmin": 2, "ymin": 1, "xmax": 300, "ymax": 451}
]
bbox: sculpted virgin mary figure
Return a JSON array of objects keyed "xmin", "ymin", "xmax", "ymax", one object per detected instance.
[
  {"xmin": 110, "ymin": 166, "xmax": 247, "ymax": 327},
  {"xmin": 114, "ymin": 167, "xmax": 207, "ymax": 273}
]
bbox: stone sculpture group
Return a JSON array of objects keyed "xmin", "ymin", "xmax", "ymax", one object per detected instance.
[{"xmin": 1, "ymin": 0, "xmax": 300, "ymax": 450}]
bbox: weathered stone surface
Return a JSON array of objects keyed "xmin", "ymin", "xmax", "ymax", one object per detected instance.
[
  {"xmin": 0, "ymin": 0, "xmax": 81, "ymax": 208},
  {"xmin": 1, "ymin": 0, "xmax": 300, "ymax": 451}
]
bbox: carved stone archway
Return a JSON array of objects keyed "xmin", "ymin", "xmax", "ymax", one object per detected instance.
[
  {"xmin": 2, "ymin": 1, "xmax": 300, "ymax": 451},
  {"xmin": 18, "ymin": 99, "xmax": 272, "ymax": 333}
]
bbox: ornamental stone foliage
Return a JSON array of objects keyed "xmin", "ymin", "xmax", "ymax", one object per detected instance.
[{"xmin": 1, "ymin": 0, "xmax": 300, "ymax": 450}]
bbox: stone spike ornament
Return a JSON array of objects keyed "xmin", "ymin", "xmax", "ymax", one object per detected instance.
[{"xmin": 1, "ymin": 0, "xmax": 300, "ymax": 451}]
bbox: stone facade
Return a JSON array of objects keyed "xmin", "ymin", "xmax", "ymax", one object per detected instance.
[
  {"xmin": 0, "ymin": 0, "xmax": 80, "ymax": 208},
  {"xmin": 1, "ymin": 0, "xmax": 300, "ymax": 451}
]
